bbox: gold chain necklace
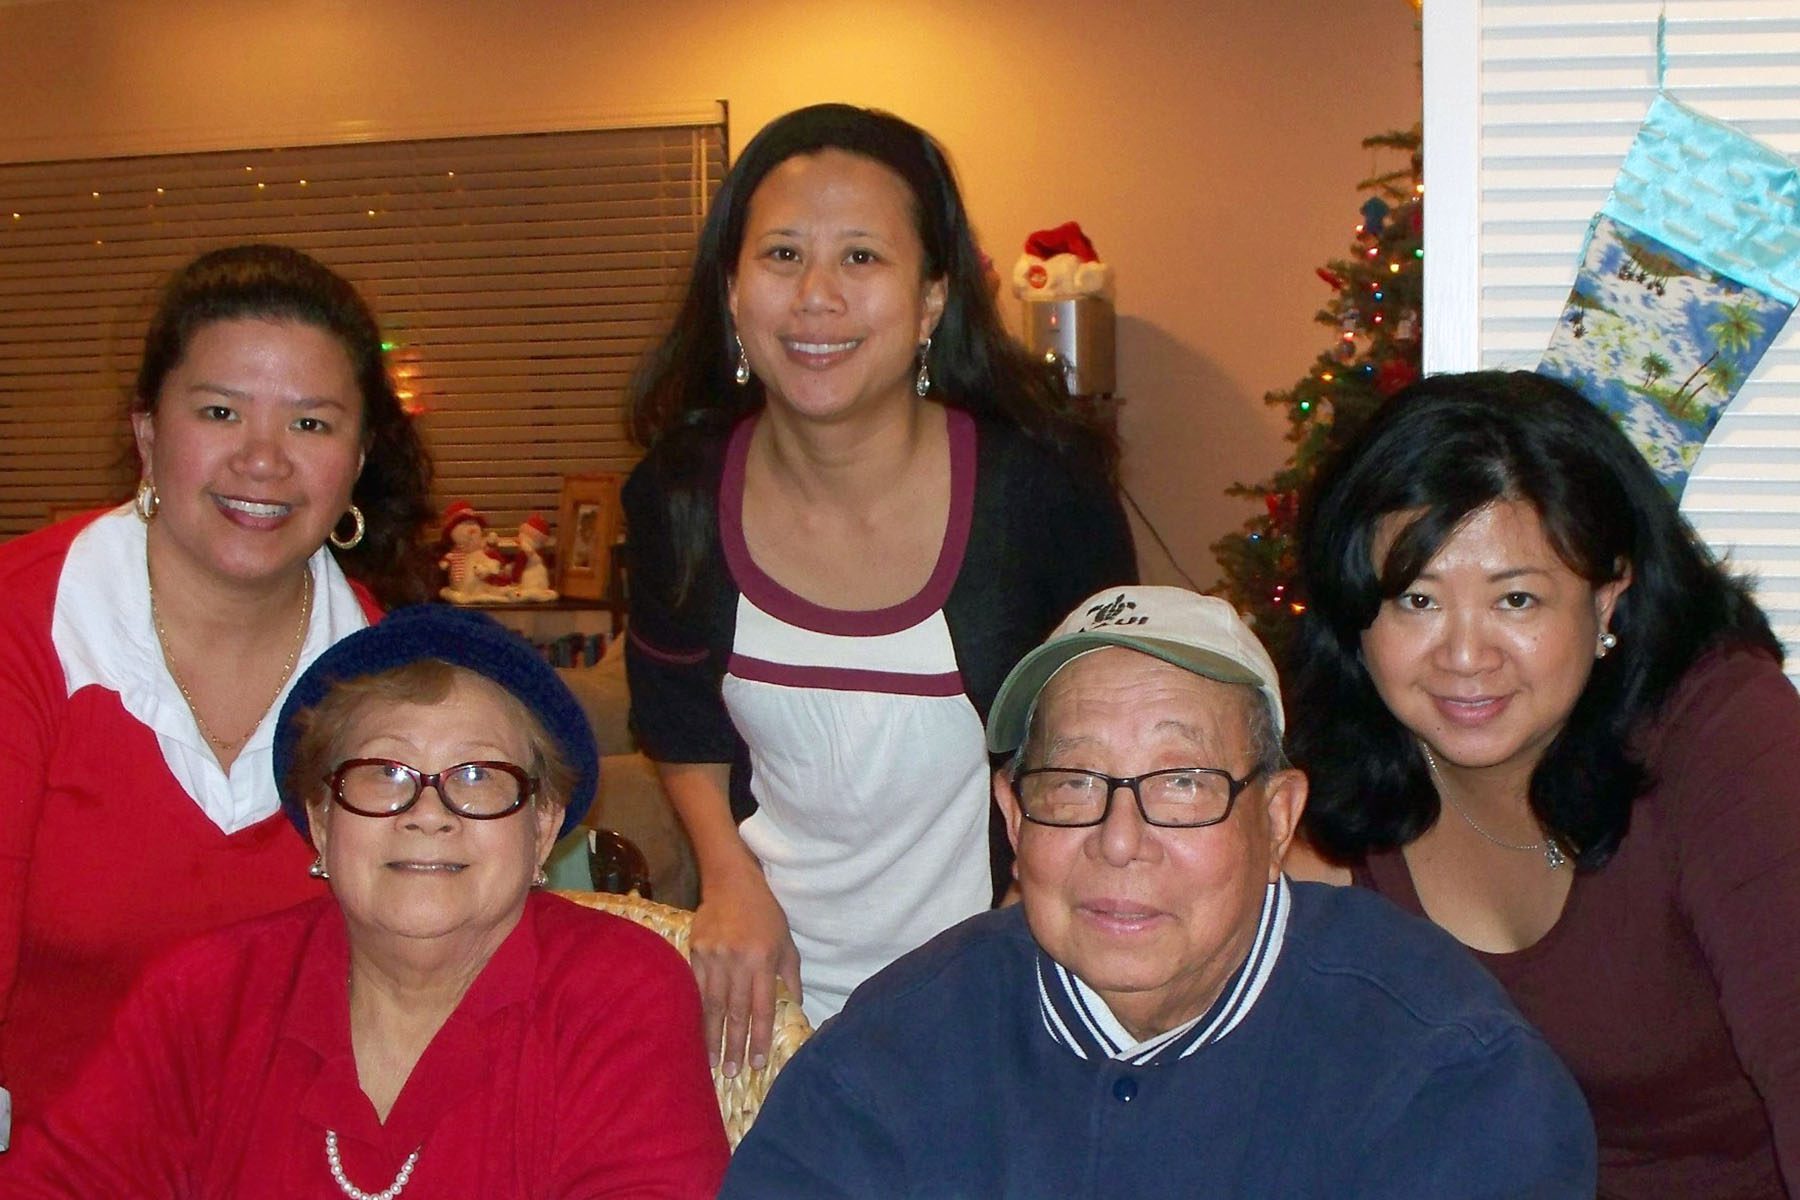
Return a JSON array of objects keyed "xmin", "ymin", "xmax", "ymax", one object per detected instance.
[
  {"xmin": 1421, "ymin": 743, "xmax": 1568, "ymax": 871},
  {"xmin": 147, "ymin": 557, "xmax": 314, "ymax": 754}
]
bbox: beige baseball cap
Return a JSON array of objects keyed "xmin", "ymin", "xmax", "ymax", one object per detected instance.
[{"xmin": 986, "ymin": 586, "xmax": 1285, "ymax": 753}]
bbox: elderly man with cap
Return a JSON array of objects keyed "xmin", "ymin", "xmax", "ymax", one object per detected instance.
[
  {"xmin": 722, "ymin": 586, "xmax": 1595, "ymax": 1198},
  {"xmin": 6, "ymin": 605, "xmax": 727, "ymax": 1198}
]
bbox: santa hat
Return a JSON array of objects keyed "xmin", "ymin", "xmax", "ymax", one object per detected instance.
[
  {"xmin": 1012, "ymin": 220, "xmax": 1114, "ymax": 301},
  {"xmin": 440, "ymin": 499, "xmax": 486, "ymax": 541},
  {"xmin": 520, "ymin": 513, "xmax": 551, "ymax": 538}
]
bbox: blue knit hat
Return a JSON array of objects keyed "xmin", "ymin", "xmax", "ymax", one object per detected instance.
[{"xmin": 274, "ymin": 604, "xmax": 598, "ymax": 838}]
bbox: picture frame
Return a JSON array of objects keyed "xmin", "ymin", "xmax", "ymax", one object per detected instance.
[{"xmin": 554, "ymin": 473, "xmax": 622, "ymax": 601}]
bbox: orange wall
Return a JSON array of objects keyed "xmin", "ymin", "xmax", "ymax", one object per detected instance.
[{"xmin": 0, "ymin": 0, "xmax": 1420, "ymax": 588}]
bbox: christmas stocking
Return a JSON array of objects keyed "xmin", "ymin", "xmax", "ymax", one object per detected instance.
[{"xmin": 1538, "ymin": 91, "xmax": 1800, "ymax": 495}]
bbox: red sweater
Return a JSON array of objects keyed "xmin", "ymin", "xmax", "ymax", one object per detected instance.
[
  {"xmin": 5, "ymin": 892, "xmax": 730, "ymax": 1197},
  {"xmin": 1356, "ymin": 645, "xmax": 1800, "ymax": 1198},
  {"xmin": 0, "ymin": 512, "xmax": 376, "ymax": 1127}
]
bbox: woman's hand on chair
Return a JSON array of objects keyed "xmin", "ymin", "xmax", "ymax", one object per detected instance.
[{"xmin": 689, "ymin": 866, "xmax": 801, "ymax": 1078}]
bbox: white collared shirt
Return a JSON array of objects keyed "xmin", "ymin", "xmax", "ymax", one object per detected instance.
[
  {"xmin": 49, "ymin": 504, "xmax": 370, "ymax": 834},
  {"xmin": 1037, "ymin": 875, "xmax": 1292, "ymax": 1065}
]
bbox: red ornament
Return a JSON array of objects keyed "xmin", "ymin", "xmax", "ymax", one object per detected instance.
[
  {"xmin": 1374, "ymin": 358, "xmax": 1419, "ymax": 397},
  {"xmin": 1315, "ymin": 267, "xmax": 1347, "ymax": 291}
]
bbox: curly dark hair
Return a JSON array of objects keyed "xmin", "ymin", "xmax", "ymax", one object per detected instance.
[
  {"xmin": 132, "ymin": 243, "xmax": 435, "ymax": 605},
  {"xmin": 627, "ymin": 103, "xmax": 1117, "ymax": 595},
  {"xmin": 1288, "ymin": 370, "xmax": 1780, "ymax": 869}
]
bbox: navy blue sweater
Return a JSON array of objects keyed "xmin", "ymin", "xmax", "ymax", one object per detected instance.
[{"xmin": 723, "ymin": 882, "xmax": 1596, "ymax": 1199}]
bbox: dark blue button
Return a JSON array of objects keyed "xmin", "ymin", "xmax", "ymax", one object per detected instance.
[{"xmin": 1112, "ymin": 1076, "xmax": 1138, "ymax": 1103}]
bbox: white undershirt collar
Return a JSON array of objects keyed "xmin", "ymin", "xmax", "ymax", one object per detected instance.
[{"xmin": 51, "ymin": 504, "xmax": 369, "ymax": 834}]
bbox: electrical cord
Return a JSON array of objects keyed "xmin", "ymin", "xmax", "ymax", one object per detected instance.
[{"xmin": 1119, "ymin": 484, "xmax": 1204, "ymax": 591}]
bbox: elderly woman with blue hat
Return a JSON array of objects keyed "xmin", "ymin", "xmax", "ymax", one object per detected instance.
[{"xmin": 6, "ymin": 606, "xmax": 728, "ymax": 1198}]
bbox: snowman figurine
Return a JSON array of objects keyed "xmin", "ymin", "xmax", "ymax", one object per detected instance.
[
  {"xmin": 438, "ymin": 500, "xmax": 508, "ymax": 602},
  {"xmin": 512, "ymin": 513, "xmax": 559, "ymax": 602}
]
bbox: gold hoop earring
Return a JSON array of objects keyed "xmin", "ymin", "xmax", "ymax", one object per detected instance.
[
  {"xmin": 734, "ymin": 336, "xmax": 751, "ymax": 387},
  {"xmin": 914, "ymin": 336, "xmax": 933, "ymax": 397},
  {"xmin": 134, "ymin": 478, "xmax": 159, "ymax": 523},
  {"xmin": 328, "ymin": 504, "xmax": 365, "ymax": 550}
]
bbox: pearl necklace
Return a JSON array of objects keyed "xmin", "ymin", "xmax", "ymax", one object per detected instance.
[
  {"xmin": 325, "ymin": 1130, "xmax": 420, "ymax": 1200},
  {"xmin": 1421, "ymin": 744, "xmax": 1568, "ymax": 871},
  {"xmin": 147, "ymin": 557, "xmax": 313, "ymax": 754}
]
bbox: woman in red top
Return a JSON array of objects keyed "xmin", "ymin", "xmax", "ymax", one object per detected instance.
[
  {"xmin": 7, "ymin": 605, "xmax": 728, "ymax": 1197},
  {"xmin": 1284, "ymin": 371, "xmax": 1800, "ymax": 1197},
  {"xmin": 0, "ymin": 244, "xmax": 432, "ymax": 1138}
]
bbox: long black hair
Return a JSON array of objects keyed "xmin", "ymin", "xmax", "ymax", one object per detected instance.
[
  {"xmin": 133, "ymin": 243, "xmax": 435, "ymax": 605},
  {"xmin": 1288, "ymin": 370, "xmax": 1780, "ymax": 868},
  {"xmin": 626, "ymin": 103, "xmax": 1116, "ymax": 595}
]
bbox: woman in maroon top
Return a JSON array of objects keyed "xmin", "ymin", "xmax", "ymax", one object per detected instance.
[{"xmin": 1283, "ymin": 371, "xmax": 1800, "ymax": 1198}]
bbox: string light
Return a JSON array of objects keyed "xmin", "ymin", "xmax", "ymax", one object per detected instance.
[{"xmin": 1389, "ymin": 263, "xmax": 1401, "ymax": 273}]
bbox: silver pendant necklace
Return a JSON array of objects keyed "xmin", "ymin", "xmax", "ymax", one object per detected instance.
[
  {"xmin": 324, "ymin": 1131, "xmax": 420, "ymax": 1200},
  {"xmin": 1421, "ymin": 744, "xmax": 1567, "ymax": 871}
]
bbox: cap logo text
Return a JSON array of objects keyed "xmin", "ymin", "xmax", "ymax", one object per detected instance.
[{"xmin": 1086, "ymin": 594, "xmax": 1148, "ymax": 628}]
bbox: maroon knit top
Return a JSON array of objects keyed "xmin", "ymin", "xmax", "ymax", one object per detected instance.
[{"xmin": 1354, "ymin": 644, "xmax": 1800, "ymax": 1199}]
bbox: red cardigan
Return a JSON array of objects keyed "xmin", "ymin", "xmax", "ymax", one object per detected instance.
[
  {"xmin": 5, "ymin": 891, "xmax": 729, "ymax": 1197},
  {"xmin": 0, "ymin": 512, "xmax": 378, "ymax": 1127}
]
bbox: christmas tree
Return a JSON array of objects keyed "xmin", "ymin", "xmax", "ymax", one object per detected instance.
[{"xmin": 1210, "ymin": 126, "xmax": 1424, "ymax": 663}]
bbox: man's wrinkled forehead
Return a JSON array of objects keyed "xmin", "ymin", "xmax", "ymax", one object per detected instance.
[{"xmin": 1020, "ymin": 647, "xmax": 1249, "ymax": 760}]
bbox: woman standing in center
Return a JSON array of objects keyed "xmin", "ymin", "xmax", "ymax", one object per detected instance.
[{"xmin": 625, "ymin": 104, "xmax": 1135, "ymax": 1070}]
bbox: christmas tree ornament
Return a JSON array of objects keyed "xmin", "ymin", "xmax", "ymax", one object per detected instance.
[
  {"xmin": 1360, "ymin": 196, "xmax": 1391, "ymax": 237},
  {"xmin": 1375, "ymin": 358, "xmax": 1418, "ymax": 396},
  {"xmin": 1538, "ymin": 27, "xmax": 1798, "ymax": 495}
]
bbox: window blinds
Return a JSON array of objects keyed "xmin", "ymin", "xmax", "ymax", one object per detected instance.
[
  {"xmin": 1425, "ymin": 0, "xmax": 1800, "ymax": 680},
  {"xmin": 0, "ymin": 118, "xmax": 725, "ymax": 539}
]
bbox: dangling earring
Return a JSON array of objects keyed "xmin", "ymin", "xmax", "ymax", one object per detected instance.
[
  {"xmin": 533, "ymin": 866, "xmax": 549, "ymax": 888},
  {"xmin": 328, "ymin": 504, "xmax": 365, "ymax": 550},
  {"xmin": 308, "ymin": 856, "xmax": 329, "ymax": 880},
  {"xmin": 734, "ymin": 336, "xmax": 751, "ymax": 387},
  {"xmin": 1596, "ymin": 631, "xmax": 1619, "ymax": 659},
  {"xmin": 914, "ymin": 336, "xmax": 933, "ymax": 397},
  {"xmin": 134, "ymin": 478, "xmax": 159, "ymax": 523}
]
